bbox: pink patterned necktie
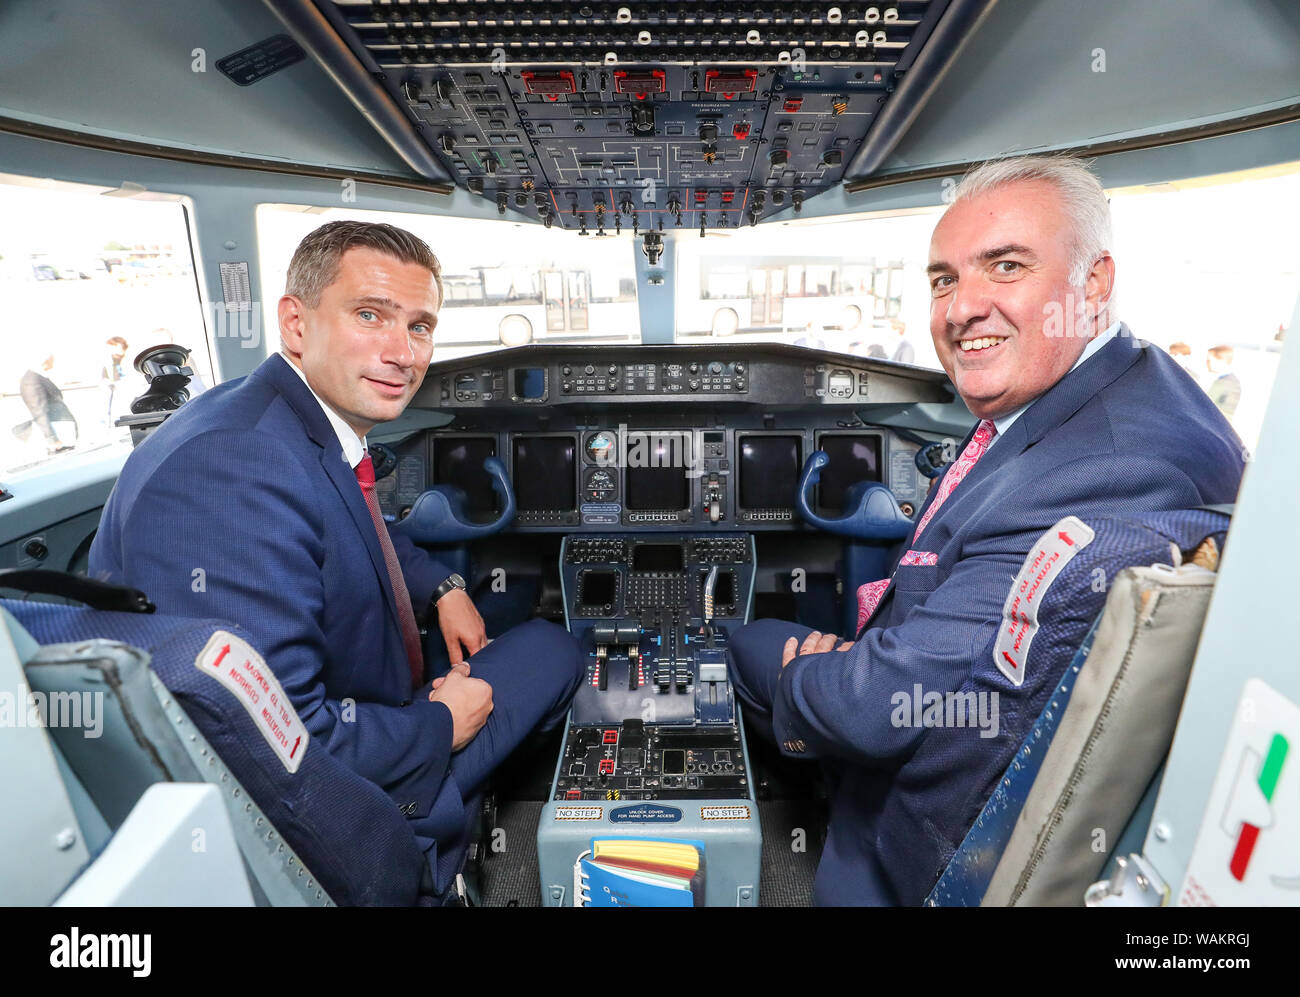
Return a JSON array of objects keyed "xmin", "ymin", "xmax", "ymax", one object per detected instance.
[
  {"xmin": 355, "ymin": 453, "xmax": 425, "ymax": 690},
  {"xmin": 855, "ymin": 419, "xmax": 997, "ymax": 631}
]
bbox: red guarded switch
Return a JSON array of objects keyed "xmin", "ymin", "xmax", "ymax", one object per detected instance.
[
  {"xmin": 705, "ymin": 69, "xmax": 757, "ymax": 93},
  {"xmin": 521, "ymin": 71, "xmax": 576, "ymax": 95},
  {"xmin": 613, "ymin": 70, "xmax": 666, "ymax": 95}
]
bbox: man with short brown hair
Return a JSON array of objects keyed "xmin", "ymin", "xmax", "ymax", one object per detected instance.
[{"xmin": 92, "ymin": 220, "xmax": 583, "ymax": 901}]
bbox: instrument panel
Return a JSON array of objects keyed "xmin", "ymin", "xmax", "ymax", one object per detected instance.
[
  {"xmin": 381, "ymin": 424, "xmax": 929, "ymax": 531},
  {"xmin": 376, "ymin": 345, "xmax": 953, "ymax": 530},
  {"xmin": 419, "ymin": 344, "xmax": 948, "ymax": 407}
]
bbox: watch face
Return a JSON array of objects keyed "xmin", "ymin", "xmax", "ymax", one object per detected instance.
[{"xmin": 449, "ymin": 573, "xmax": 466, "ymax": 588}]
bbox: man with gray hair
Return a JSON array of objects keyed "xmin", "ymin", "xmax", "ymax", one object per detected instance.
[{"xmin": 727, "ymin": 155, "xmax": 1244, "ymax": 905}]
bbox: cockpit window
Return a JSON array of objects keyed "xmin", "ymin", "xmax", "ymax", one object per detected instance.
[
  {"xmin": 257, "ymin": 205, "xmax": 642, "ymax": 364},
  {"xmin": 674, "ymin": 208, "xmax": 944, "ymax": 364},
  {"xmin": 0, "ymin": 174, "xmax": 212, "ymax": 477},
  {"xmin": 1107, "ymin": 163, "xmax": 1300, "ymax": 451}
]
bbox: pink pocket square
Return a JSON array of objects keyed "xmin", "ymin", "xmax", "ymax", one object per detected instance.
[{"xmin": 898, "ymin": 550, "xmax": 938, "ymax": 566}]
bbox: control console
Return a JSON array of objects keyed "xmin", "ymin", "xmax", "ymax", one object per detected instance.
[
  {"xmin": 555, "ymin": 533, "xmax": 754, "ymax": 802},
  {"xmin": 564, "ymin": 534, "xmax": 750, "ymax": 621},
  {"xmin": 540, "ymin": 533, "xmax": 763, "ymax": 904}
]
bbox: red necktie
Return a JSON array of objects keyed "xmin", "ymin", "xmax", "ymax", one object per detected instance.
[
  {"xmin": 355, "ymin": 453, "xmax": 425, "ymax": 690},
  {"xmin": 856, "ymin": 419, "xmax": 997, "ymax": 631}
]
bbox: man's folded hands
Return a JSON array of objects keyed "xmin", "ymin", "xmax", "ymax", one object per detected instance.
[{"xmin": 782, "ymin": 631, "xmax": 855, "ymax": 668}]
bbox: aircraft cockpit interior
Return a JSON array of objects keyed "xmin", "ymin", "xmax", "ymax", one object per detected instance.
[{"xmin": 0, "ymin": 0, "xmax": 1298, "ymax": 933}]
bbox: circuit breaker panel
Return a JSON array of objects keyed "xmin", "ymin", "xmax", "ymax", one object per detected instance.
[{"xmin": 315, "ymin": 1, "xmax": 957, "ymax": 240}]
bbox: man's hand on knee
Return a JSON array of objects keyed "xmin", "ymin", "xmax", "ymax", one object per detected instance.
[
  {"xmin": 436, "ymin": 588, "xmax": 489, "ymax": 665},
  {"xmin": 429, "ymin": 669, "xmax": 493, "ymax": 750},
  {"xmin": 781, "ymin": 631, "xmax": 855, "ymax": 668}
]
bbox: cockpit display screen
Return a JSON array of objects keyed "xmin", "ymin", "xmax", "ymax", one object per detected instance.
[
  {"xmin": 433, "ymin": 437, "xmax": 498, "ymax": 519},
  {"xmin": 513, "ymin": 436, "xmax": 577, "ymax": 512},
  {"xmin": 512, "ymin": 368, "xmax": 546, "ymax": 400},
  {"xmin": 632, "ymin": 543, "xmax": 685, "ymax": 573},
  {"xmin": 624, "ymin": 433, "xmax": 691, "ymax": 511},
  {"xmin": 738, "ymin": 435, "xmax": 801, "ymax": 510},
  {"xmin": 815, "ymin": 435, "xmax": 883, "ymax": 515},
  {"xmin": 625, "ymin": 464, "xmax": 690, "ymax": 511}
]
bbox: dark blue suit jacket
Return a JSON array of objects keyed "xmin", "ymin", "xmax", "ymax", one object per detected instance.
[
  {"xmin": 772, "ymin": 328, "xmax": 1245, "ymax": 904},
  {"xmin": 90, "ymin": 354, "xmax": 460, "ymax": 826}
]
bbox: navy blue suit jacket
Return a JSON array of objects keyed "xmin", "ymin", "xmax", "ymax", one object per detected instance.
[
  {"xmin": 772, "ymin": 328, "xmax": 1245, "ymax": 904},
  {"xmin": 90, "ymin": 354, "xmax": 459, "ymax": 824}
]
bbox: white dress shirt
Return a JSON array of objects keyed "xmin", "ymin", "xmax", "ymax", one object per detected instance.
[{"xmin": 282, "ymin": 353, "xmax": 367, "ymax": 469}]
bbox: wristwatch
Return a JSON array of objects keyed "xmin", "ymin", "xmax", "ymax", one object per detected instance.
[{"xmin": 431, "ymin": 572, "xmax": 467, "ymax": 606}]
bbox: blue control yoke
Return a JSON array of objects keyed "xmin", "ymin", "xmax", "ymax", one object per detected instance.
[
  {"xmin": 795, "ymin": 450, "xmax": 914, "ymax": 540},
  {"xmin": 391, "ymin": 456, "xmax": 516, "ymax": 543}
]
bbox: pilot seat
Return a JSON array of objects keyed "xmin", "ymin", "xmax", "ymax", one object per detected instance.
[{"xmin": 1, "ymin": 573, "xmax": 443, "ymax": 906}]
